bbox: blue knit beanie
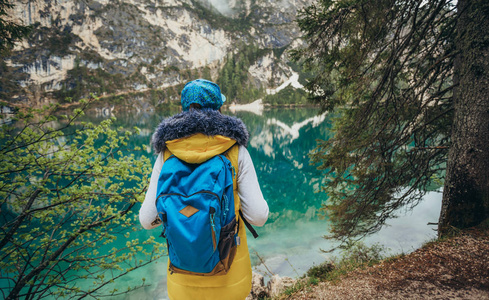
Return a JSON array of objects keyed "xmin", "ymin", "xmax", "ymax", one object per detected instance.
[{"xmin": 181, "ymin": 79, "xmax": 226, "ymax": 111}]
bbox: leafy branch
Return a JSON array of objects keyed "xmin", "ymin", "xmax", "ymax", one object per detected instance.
[{"xmin": 1, "ymin": 98, "xmax": 165, "ymax": 299}]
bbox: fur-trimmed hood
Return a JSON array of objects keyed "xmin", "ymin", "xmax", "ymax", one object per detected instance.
[{"xmin": 151, "ymin": 109, "xmax": 249, "ymax": 153}]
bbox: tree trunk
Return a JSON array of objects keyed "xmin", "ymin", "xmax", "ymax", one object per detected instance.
[{"xmin": 438, "ymin": 0, "xmax": 489, "ymax": 236}]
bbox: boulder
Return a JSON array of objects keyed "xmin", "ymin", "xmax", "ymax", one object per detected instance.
[
  {"xmin": 246, "ymin": 272, "xmax": 269, "ymax": 300},
  {"xmin": 246, "ymin": 272, "xmax": 297, "ymax": 299},
  {"xmin": 267, "ymin": 274, "xmax": 296, "ymax": 298}
]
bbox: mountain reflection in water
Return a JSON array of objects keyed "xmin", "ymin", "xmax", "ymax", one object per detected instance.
[{"xmin": 80, "ymin": 107, "xmax": 441, "ymax": 298}]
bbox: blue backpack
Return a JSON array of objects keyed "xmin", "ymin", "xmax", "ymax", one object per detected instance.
[{"xmin": 155, "ymin": 154, "xmax": 239, "ymax": 275}]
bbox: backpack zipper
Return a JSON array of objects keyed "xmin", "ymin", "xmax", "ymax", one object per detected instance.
[
  {"xmin": 159, "ymin": 212, "xmax": 167, "ymax": 238},
  {"xmin": 210, "ymin": 207, "xmax": 217, "ymax": 251},
  {"xmin": 156, "ymin": 190, "xmax": 220, "ymax": 202},
  {"xmin": 223, "ymin": 195, "xmax": 229, "ymax": 220}
]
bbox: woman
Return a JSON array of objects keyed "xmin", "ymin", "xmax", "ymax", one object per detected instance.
[{"xmin": 139, "ymin": 79, "xmax": 269, "ymax": 300}]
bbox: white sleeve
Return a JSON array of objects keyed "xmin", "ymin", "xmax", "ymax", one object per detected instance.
[
  {"xmin": 238, "ymin": 145, "xmax": 269, "ymax": 227},
  {"xmin": 139, "ymin": 152, "xmax": 164, "ymax": 230}
]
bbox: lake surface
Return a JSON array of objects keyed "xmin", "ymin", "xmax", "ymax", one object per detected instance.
[{"xmin": 84, "ymin": 106, "xmax": 442, "ymax": 299}]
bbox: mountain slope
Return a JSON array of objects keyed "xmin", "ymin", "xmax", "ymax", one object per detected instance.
[{"xmin": 4, "ymin": 0, "xmax": 312, "ymax": 104}]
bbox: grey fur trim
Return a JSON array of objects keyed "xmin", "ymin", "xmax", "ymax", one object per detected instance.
[{"xmin": 151, "ymin": 109, "xmax": 249, "ymax": 153}]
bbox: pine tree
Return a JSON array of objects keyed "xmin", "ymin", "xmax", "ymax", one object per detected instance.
[
  {"xmin": 0, "ymin": 0, "xmax": 31, "ymax": 53},
  {"xmin": 292, "ymin": 0, "xmax": 489, "ymax": 243}
]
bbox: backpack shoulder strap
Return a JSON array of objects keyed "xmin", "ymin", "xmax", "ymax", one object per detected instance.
[
  {"xmin": 224, "ymin": 144, "xmax": 239, "ymax": 191},
  {"xmin": 239, "ymin": 210, "xmax": 259, "ymax": 239},
  {"xmin": 225, "ymin": 145, "xmax": 259, "ymax": 239}
]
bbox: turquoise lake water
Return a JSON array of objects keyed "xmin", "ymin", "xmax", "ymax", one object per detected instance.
[{"xmin": 78, "ymin": 107, "xmax": 443, "ymax": 298}]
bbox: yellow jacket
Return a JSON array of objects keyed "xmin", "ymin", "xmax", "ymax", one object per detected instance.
[{"xmin": 163, "ymin": 133, "xmax": 252, "ymax": 300}]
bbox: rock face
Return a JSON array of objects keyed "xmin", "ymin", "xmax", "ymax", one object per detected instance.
[
  {"xmin": 246, "ymin": 272, "xmax": 269, "ymax": 300},
  {"xmin": 268, "ymin": 274, "xmax": 296, "ymax": 297},
  {"xmin": 4, "ymin": 0, "xmax": 313, "ymax": 103},
  {"xmin": 246, "ymin": 272, "xmax": 296, "ymax": 300}
]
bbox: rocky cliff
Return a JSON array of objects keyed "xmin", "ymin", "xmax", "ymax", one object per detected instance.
[{"xmin": 3, "ymin": 0, "xmax": 312, "ymax": 105}]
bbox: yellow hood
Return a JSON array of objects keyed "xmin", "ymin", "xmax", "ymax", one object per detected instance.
[{"xmin": 166, "ymin": 133, "xmax": 236, "ymax": 164}]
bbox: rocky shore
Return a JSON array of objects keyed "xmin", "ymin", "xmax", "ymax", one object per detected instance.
[{"xmin": 247, "ymin": 273, "xmax": 296, "ymax": 300}]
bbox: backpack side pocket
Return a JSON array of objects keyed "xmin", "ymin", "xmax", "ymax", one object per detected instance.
[{"xmin": 217, "ymin": 217, "xmax": 238, "ymax": 273}]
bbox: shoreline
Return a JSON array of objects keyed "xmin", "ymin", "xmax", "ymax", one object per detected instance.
[{"xmin": 285, "ymin": 228, "xmax": 489, "ymax": 299}]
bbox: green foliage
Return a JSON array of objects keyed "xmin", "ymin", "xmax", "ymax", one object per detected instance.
[
  {"xmin": 339, "ymin": 241, "xmax": 385, "ymax": 266},
  {"xmin": 305, "ymin": 261, "xmax": 335, "ymax": 281},
  {"xmin": 27, "ymin": 24, "xmax": 74, "ymax": 56},
  {"xmin": 0, "ymin": 59, "xmax": 29, "ymax": 100},
  {"xmin": 277, "ymin": 280, "xmax": 309, "ymax": 299},
  {"xmin": 306, "ymin": 242, "xmax": 385, "ymax": 283},
  {"xmin": 0, "ymin": 0, "xmax": 31, "ymax": 53},
  {"xmin": 0, "ymin": 0, "xmax": 31, "ymax": 100},
  {"xmin": 0, "ymin": 99, "xmax": 165, "ymax": 299},
  {"xmin": 217, "ymin": 45, "xmax": 267, "ymax": 103},
  {"xmin": 263, "ymin": 86, "xmax": 308, "ymax": 106},
  {"xmin": 293, "ymin": 0, "xmax": 456, "ymax": 243},
  {"xmin": 185, "ymin": 0, "xmax": 252, "ymax": 32},
  {"xmin": 201, "ymin": 66, "xmax": 212, "ymax": 81},
  {"xmin": 54, "ymin": 58, "xmax": 127, "ymax": 101},
  {"xmin": 274, "ymin": 242, "xmax": 385, "ymax": 299}
]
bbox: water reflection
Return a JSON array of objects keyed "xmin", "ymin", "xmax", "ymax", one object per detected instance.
[
  {"xmin": 231, "ymin": 109, "xmax": 334, "ymax": 278},
  {"xmin": 79, "ymin": 106, "xmax": 440, "ymax": 297}
]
